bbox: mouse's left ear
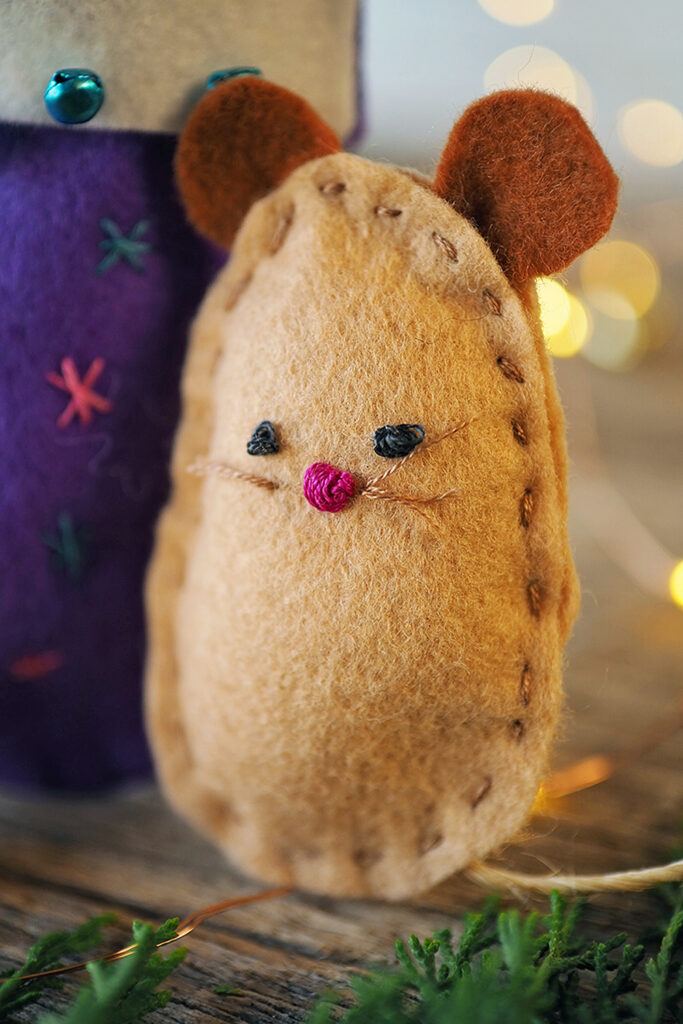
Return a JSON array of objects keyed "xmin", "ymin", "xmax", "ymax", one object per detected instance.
[
  {"xmin": 176, "ymin": 76, "xmax": 341, "ymax": 249},
  {"xmin": 434, "ymin": 90, "xmax": 618, "ymax": 287}
]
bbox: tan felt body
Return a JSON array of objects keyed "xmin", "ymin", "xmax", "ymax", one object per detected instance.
[{"xmin": 146, "ymin": 153, "xmax": 579, "ymax": 900}]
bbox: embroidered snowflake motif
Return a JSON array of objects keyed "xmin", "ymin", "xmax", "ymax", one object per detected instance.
[
  {"xmin": 46, "ymin": 356, "xmax": 113, "ymax": 428},
  {"xmin": 97, "ymin": 218, "xmax": 151, "ymax": 274}
]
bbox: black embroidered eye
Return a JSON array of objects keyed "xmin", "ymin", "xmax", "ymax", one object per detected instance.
[
  {"xmin": 373, "ymin": 424, "xmax": 425, "ymax": 458},
  {"xmin": 247, "ymin": 420, "xmax": 279, "ymax": 455}
]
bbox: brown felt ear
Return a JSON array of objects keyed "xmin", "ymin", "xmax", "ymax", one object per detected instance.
[
  {"xmin": 434, "ymin": 90, "xmax": 619, "ymax": 286},
  {"xmin": 175, "ymin": 76, "xmax": 341, "ymax": 248}
]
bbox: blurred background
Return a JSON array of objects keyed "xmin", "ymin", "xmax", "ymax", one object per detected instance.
[
  {"xmin": 357, "ymin": 0, "xmax": 683, "ymax": 618},
  {"xmin": 359, "ymin": 0, "xmax": 683, "ymax": 375}
]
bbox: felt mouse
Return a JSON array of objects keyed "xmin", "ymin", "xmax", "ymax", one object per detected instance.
[
  {"xmin": 0, "ymin": 1, "xmax": 359, "ymax": 791},
  {"xmin": 146, "ymin": 77, "xmax": 618, "ymax": 899}
]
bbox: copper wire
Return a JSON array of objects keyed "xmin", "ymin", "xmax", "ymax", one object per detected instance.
[{"xmin": 2, "ymin": 886, "xmax": 291, "ymax": 985}]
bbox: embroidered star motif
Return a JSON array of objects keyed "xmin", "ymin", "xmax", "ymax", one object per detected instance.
[
  {"xmin": 42, "ymin": 512, "xmax": 92, "ymax": 580},
  {"xmin": 97, "ymin": 218, "xmax": 151, "ymax": 274},
  {"xmin": 46, "ymin": 356, "xmax": 113, "ymax": 428}
]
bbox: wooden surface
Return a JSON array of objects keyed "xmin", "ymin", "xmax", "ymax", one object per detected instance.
[{"xmin": 1, "ymin": 354, "xmax": 682, "ymax": 1022}]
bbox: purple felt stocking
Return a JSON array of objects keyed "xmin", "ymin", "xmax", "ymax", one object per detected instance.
[{"xmin": 0, "ymin": 122, "xmax": 223, "ymax": 790}]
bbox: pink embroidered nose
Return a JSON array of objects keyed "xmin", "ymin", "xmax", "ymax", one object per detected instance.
[{"xmin": 303, "ymin": 462, "xmax": 355, "ymax": 512}]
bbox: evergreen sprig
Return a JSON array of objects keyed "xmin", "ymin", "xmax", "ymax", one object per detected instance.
[
  {"xmin": 0, "ymin": 914, "xmax": 116, "ymax": 1019},
  {"xmin": 0, "ymin": 917, "xmax": 186, "ymax": 1024},
  {"xmin": 309, "ymin": 890, "xmax": 683, "ymax": 1024},
  {"xmin": 2, "ymin": 887, "xmax": 681, "ymax": 1022},
  {"xmin": 38, "ymin": 919, "xmax": 186, "ymax": 1024}
]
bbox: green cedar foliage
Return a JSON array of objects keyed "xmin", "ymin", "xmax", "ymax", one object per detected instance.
[
  {"xmin": 0, "ymin": 918, "xmax": 186, "ymax": 1024},
  {"xmin": 2, "ymin": 888, "xmax": 681, "ymax": 1022},
  {"xmin": 309, "ymin": 890, "xmax": 683, "ymax": 1024},
  {"xmin": 0, "ymin": 914, "xmax": 116, "ymax": 1019}
]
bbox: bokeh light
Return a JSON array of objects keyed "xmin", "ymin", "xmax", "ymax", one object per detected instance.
[
  {"xmin": 536, "ymin": 277, "xmax": 570, "ymax": 336},
  {"xmin": 546, "ymin": 295, "xmax": 591, "ymax": 358},
  {"xmin": 536, "ymin": 280, "xmax": 591, "ymax": 359},
  {"xmin": 478, "ymin": 0, "xmax": 553, "ymax": 26},
  {"xmin": 484, "ymin": 46, "xmax": 593, "ymax": 122},
  {"xmin": 619, "ymin": 99, "xmax": 683, "ymax": 167},
  {"xmin": 632, "ymin": 199, "xmax": 683, "ymax": 264},
  {"xmin": 580, "ymin": 305, "xmax": 645, "ymax": 371},
  {"xmin": 644, "ymin": 289, "xmax": 679, "ymax": 353},
  {"xmin": 580, "ymin": 241, "xmax": 660, "ymax": 319},
  {"xmin": 669, "ymin": 561, "xmax": 683, "ymax": 608}
]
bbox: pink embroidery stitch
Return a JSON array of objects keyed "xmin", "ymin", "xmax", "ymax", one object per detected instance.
[
  {"xmin": 46, "ymin": 357, "xmax": 113, "ymax": 428},
  {"xmin": 303, "ymin": 463, "xmax": 355, "ymax": 512}
]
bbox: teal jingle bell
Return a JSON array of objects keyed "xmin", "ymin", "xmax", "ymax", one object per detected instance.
[
  {"xmin": 205, "ymin": 67, "xmax": 262, "ymax": 91},
  {"xmin": 44, "ymin": 69, "xmax": 105, "ymax": 125}
]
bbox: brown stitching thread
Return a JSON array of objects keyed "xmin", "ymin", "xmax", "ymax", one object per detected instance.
[
  {"xmin": 432, "ymin": 231, "xmax": 458, "ymax": 262},
  {"xmin": 419, "ymin": 831, "xmax": 444, "ymax": 855},
  {"xmin": 374, "ymin": 205, "xmax": 402, "ymax": 217},
  {"xmin": 520, "ymin": 488, "xmax": 534, "ymax": 528},
  {"xmin": 269, "ymin": 212, "xmax": 293, "ymax": 255},
  {"xmin": 527, "ymin": 581, "xmax": 542, "ymax": 618},
  {"xmin": 353, "ymin": 849, "xmax": 382, "ymax": 869},
  {"xmin": 224, "ymin": 273, "xmax": 252, "ymax": 311},
  {"xmin": 471, "ymin": 776, "xmax": 492, "ymax": 809},
  {"xmin": 483, "ymin": 288, "xmax": 502, "ymax": 316},
  {"xmin": 210, "ymin": 347, "xmax": 223, "ymax": 374},
  {"xmin": 520, "ymin": 664, "xmax": 531, "ymax": 706},
  {"xmin": 511, "ymin": 419, "xmax": 528, "ymax": 446},
  {"xmin": 187, "ymin": 460, "xmax": 278, "ymax": 491},
  {"xmin": 510, "ymin": 719, "xmax": 525, "ymax": 742},
  {"xmin": 319, "ymin": 181, "xmax": 346, "ymax": 195},
  {"xmin": 497, "ymin": 355, "xmax": 525, "ymax": 383}
]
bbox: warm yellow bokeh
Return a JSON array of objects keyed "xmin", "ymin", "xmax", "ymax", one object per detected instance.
[
  {"xmin": 484, "ymin": 46, "xmax": 593, "ymax": 122},
  {"xmin": 580, "ymin": 306, "xmax": 644, "ymax": 371},
  {"xmin": 536, "ymin": 277, "xmax": 570, "ymax": 336},
  {"xmin": 536, "ymin": 280, "xmax": 591, "ymax": 359},
  {"xmin": 619, "ymin": 99, "xmax": 683, "ymax": 167},
  {"xmin": 546, "ymin": 295, "xmax": 591, "ymax": 358},
  {"xmin": 580, "ymin": 241, "xmax": 660, "ymax": 319},
  {"xmin": 478, "ymin": 0, "xmax": 553, "ymax": 26},
  {"xmin": 669, "ymin": 561, "xmax": 683, "ymax": 608}
]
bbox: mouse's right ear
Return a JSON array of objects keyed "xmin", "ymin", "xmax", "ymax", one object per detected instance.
[{"xmin": 175, "ymin": 77, "xmax": 341, "ymax": 249}]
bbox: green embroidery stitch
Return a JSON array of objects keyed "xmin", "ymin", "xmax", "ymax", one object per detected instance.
[
  {"xmin": 97, "ymin": 219, "xmax": 151, "ymax": 274},
  {"xmin": 42, "ymin": 513, "xmax": 92, "ymax": 580}
]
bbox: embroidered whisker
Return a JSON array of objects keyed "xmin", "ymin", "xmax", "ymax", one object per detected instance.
[
  {"xmin": 362, "ymin": 490, "xmax": 444, "ymax": 530},
  {"xmin": 188, "ymin": 460, "xmax": 278, "ymax": 491},
  {"xmin": 363, "ymin": 485, "xmax": 459, "ymax": 505},
  {"xmin": 363, "ymin": 418, "xmax": 475, "ymax": 492}
]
